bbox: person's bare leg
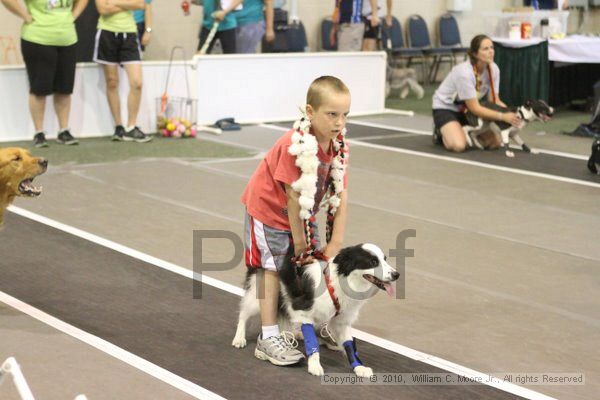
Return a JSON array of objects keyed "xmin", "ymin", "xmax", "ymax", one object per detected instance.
[
  {"xmin": 102, "ymin": 64, "xmax": 122, "ymax": 126},
  {"xmin": 259, "ymin": 270, "xmax": 280, "ymax": 327},
  {"xmin": 29, "ymin": 94, "xmax": 46, "ymax": 132},
  {"xmin": 53, "ymin": 94, "xmax": 71, "ymax": 130},
  {"xmin": 123, "ymin": 63, "xmax": 142, "ymax": 127},
  {"xmin": 362, "ymin": 38, "xmax": 377, "ymax": 51},
  {"xmin": 441, "ymin": 121, "xmax": 468, "ymax": 152}
]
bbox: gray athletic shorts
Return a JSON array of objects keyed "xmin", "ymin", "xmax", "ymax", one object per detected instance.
[
  {"xmin": 244, "ymin": 211, "xmax": 320, "ymax": 272},
  {"xmin": 337, "ymin": 23, "xmax": 365, "ymax": 52}
]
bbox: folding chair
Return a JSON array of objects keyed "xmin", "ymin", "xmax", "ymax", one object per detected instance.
[
  {"xmin": 438, "ymin": 13, "xmax": 468, "ymax": 65},
  {"xmin": 407, "ymin": 14, "xmax": 453, "ymax": 83},
  {"xmin": 381, "ymin": 16, "xmax": 425, "ymax": 82}
]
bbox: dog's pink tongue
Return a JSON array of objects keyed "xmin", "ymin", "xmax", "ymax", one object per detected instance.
[{"xmin": 383, "ymin": 282, "xmax": 396, "ymax": 297}]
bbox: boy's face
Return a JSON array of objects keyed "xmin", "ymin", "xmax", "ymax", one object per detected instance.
[{"xmin": 306, "ymin": 91, "xmax": 351, "ymax": 142}]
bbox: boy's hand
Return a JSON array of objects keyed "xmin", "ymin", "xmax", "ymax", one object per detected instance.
[
  {"xmin": 323, "ymin": 243, "xmax": 341, "ymax": 260},
  {"xmin": 293, "ymin": 245, "xmax": 315, "ymax": 265}
]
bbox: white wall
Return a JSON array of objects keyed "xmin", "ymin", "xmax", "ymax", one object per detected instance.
[{"xmin": 0, "ymin": 52, "xmax": 386, "ymax": 140}]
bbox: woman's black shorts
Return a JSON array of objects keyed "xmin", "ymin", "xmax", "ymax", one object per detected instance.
[
  {"xmin": 432, "ymin": 108, "xmax": 469, "ymax": 130},
  {"xmin": 21, "ymin": 39, "xmax": 77, "ymax": 96},
  {"xmin": 94, "ymin": 29, "xmax": 142, "ymax": 65}
]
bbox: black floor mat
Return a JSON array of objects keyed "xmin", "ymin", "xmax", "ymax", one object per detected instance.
[
  {"xmin": 0, "ymin": 213, "xmax": 523, "ymax": 400},
  {"xmin": 273, "ymin": 121, "xmax": 599, "ymax": 185}
]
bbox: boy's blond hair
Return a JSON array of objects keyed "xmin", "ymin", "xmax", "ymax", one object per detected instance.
[{"xmin": 306, "ymin": 76, "xmax": 350, "ymax": 110}]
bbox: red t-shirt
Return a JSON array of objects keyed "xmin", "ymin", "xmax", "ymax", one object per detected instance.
[{"xmin": 241, "ymin": 129, "xmax": 348, "ymax": 231}]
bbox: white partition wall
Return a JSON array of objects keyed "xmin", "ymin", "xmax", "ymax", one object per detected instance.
[
  {"xmin": 0, "ymin": 52, "xmax": 387, "ymax": 142},
  {"xmin": 0, "ymin": 62, "xmax": 191, "ymax": 141},
  {"xmin": 193, "ymin": 52, "xmax": 387, "ymax": 125}
]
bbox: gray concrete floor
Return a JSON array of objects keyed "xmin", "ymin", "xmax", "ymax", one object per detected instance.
[
  {"xmin": 2, "ymin": 114, "xmax": 599, "ymax": 399},
  {"xmin": 0, "ymin": 304, "xmax": 196, "ymax": 400}
]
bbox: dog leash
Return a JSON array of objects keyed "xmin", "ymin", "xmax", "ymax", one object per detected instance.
[{"xmin": 292, "ymin": 250, "xmax": 341, "ymax": 317}]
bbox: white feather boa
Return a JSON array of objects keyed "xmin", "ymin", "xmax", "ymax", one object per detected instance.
[{"xmin": 289, "ymin": 107, "xmax": 347, "ymax": 221}]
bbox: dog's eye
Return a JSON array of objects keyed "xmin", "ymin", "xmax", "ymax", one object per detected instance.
[
  {"xmin": 12, "ymin": 155, "xmax": 21, "ymax": 162},
  {"xmin": 371, "ymin": 259, "xmax": 379, "ymax": 267}
]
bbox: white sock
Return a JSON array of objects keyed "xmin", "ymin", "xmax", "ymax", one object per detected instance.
[
  {"xmin": 58, "ymin": 128, "xmax": 70, "ymax": 134},
  {"xmin": 125, "ymin": 125, "xmax": 135, "ymax": 132},
  {"xmin": 262, "ymin": 325, "xmax": 280, "ymax": 340}
]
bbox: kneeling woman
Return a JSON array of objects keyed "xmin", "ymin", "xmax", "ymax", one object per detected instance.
[{"xmin": 432, "ymin": 34, "xmax": 521, "ymax": 152}]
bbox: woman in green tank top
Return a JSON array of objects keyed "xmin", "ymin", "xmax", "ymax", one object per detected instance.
[{"xmin": 1, "ymin": 0, "xmax": 88, "ymax": 147}]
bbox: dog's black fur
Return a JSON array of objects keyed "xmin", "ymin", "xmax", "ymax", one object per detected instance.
[
  {"xmin": 233, "ymin": 243, "xmax": 400, "ymax": 377},
  {"xmin": 465, "ymin": 99, "xmax": 554, "ymax": 157}
]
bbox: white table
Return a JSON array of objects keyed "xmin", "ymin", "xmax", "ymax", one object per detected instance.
[{"xmin": 492, "ymin": 35, "xmax": 600, "ymax": 63}]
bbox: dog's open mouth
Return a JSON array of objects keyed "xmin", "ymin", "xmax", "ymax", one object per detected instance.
[
  {"xmin": 19, "ymin": 178, "xmax": 42, "ymax": 197},
  {"xmin": 363, "ymin": 274, "xmax": 396, "ymax": 297}
]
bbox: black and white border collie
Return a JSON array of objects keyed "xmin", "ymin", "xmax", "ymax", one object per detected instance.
[
  {"xmin": 465, "ymin": 99, "xmax": 554, "ymax": 157},
  {"xmin": 232, "ymin": 243, "xmax": 400, "ymax": 377}
]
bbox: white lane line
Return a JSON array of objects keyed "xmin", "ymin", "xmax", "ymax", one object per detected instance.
[
  {"xmin": 348, "ymin": 119, "xmax": 433, "ymax": 136},
  {"xmin": 0, "ymin": 290, "xmax": 228, "ymax": 400},
  {"xmin": 67, "ymin": 163, "xmax": 600, "ymax": 321},
  {"xmin": 347, "ymin": 119, "xmax": 589, "ymax": 160},
  {"xmin": 161, "ymin": 158, "xmax": 600, "ymax": 263},
  {"xmin": 68, "ymin": 170, "xmax": 242, "ymax": 225},
  {"xmin": 6, "ymin": 206, "xmax": 556, "ymax": 400},
  {"xmin": 346, "ymin": 140, "xmax": 600, "ymax": 189},
  {"xmin": 351, "ymin": 133, "xmax": 421, "ymax": 141},
  {"xmin": 383, "ymin": 108, "xmax": 415, "ymax": 116},
  {"xmin": 260, "ymin": 123, "xmax": 599, "ymax": 188}
]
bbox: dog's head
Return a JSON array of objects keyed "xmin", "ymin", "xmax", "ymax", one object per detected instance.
[
  {"xmin": 333, "ymin": 243, "xmax": 400, "ymax": 298},
  {"xmin": 522, "ymin": 99, "xmax": 554, "ymax": 123},
  {"xmin": 0, "ymin": 147, "xmax": 47, "ymax": 200}
]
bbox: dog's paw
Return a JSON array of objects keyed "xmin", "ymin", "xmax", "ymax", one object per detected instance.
[
  {"xmin": 307, "ymin": 354, "xmax": 324, "ymax": 376},
  {"xmin": 505, "ymin": 150, "xmax": 515, "ymax": 158},
  {"xmin": 354, "ymin": 365, "xmax": 373, "ymax": 378},
  {"xmin": 231, "ymin": 336, "xmax": 247, "ymax": 348}
]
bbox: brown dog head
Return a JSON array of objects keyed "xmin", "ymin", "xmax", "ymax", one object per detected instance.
[{"xmin": 0, "ymin": 147, "xmax": 47, "ymax": 224}]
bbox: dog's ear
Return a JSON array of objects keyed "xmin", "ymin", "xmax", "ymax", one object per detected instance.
[
  {"xmin": 524, "ymin": 100, "xmax": 533, "ymax": 109},
  {"xmin": 333, "ymin": 244, "xmax": 364, "ymax": 276}
]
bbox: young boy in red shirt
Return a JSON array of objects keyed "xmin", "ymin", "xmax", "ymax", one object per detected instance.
[{"xmin": 241, "ymin": 76, "xmax": 351, "ymax": 365}]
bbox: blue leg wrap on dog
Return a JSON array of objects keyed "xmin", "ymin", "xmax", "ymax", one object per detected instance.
[
  {"xmin": 301, "ymin": 324, "xmax": 320, "ymax": 357},
  {"xmin": 344, "ymin": 339, "xmax": 363, "ymax": 369}
]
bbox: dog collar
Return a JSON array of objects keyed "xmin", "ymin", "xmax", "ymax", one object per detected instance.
[{"xmin": 518, "ymin": 108, "xmax": 526, "ymax": 120}]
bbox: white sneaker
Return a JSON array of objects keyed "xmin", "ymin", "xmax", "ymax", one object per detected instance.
[{"xmin": 254, "ymin": 331, "xmax": 305, "ymax": 366}]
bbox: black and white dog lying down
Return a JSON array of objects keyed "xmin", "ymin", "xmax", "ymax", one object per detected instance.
[
  {"xmin": 464, "ymin": 100, "xmax": 554, "ymax": 157},
  {"xmin": 232, "ymin": 243, "xmax": 400, "ymax": 377}
]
